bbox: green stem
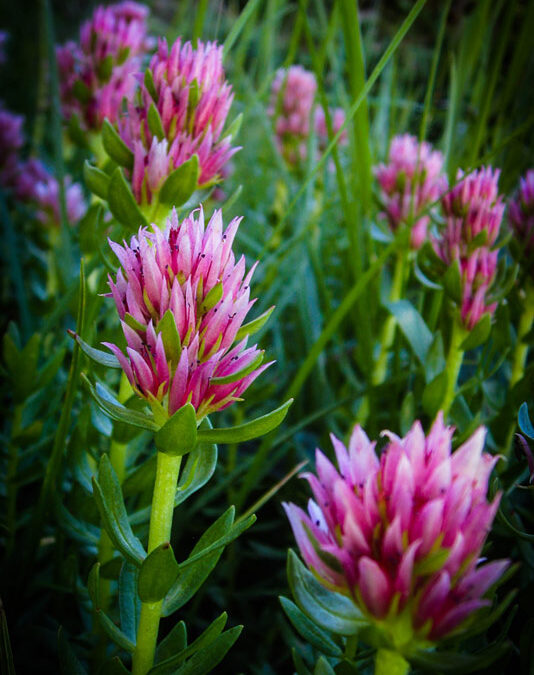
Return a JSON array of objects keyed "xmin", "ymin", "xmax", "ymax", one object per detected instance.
[
  {"xmin": 132, "ymin": 452, "xmax": 182, "ymax": 675},
  {"xmin": 510, "ymin": 283, "xmax": 534, "ymax": 387},
  {"xmin": 441, "ymin": 318, "xmax": 467, "ymax": 418},
  {"xmin": 5, "ymin": 405, "xmax": 23, "ymax": 560},
  {"xmin": 372, "ymin": 252, "xmax": 407, "ymax": 386},
  {"xmin": 375, "ymin": 649, "xmax": 410, "ymax": 675}
]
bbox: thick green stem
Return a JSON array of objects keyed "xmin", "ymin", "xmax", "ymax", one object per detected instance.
[
  {"xmin": 510, "ymin": 283, "xmax": 534, "ymax": 387},
  {"xmin": 441, "ymin": 318, "xmax": 467, "ymax": 418},
  {"xmin": 372, "ymin": 252, "xmax": 407, "ymax": 386},
  {"xmin": 375, "ymin": 649, "xmax": 410, "ymax": 675},
  {"xmin": 132, "ymin": 452, "xmax": 182, "ymax": 675}
]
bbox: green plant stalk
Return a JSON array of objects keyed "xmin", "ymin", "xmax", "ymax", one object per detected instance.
[
  {"xmin": 132, "ymin": 451, "xmax": 183, "ymax": 675},
  {"xmin": 375, "ymin": 649, "xmax": 410, "ymax": 675},
  {"xmin": 441, "ymin": 317, "xmax": 467, "ymax": 418},
  {"xmin": 5, "ymin": 405, "xmax": 23, "ymax": 561},
  {"xmin": 372, "ymin": 251, "xmax": 407, "ymax": 386},
  {"xmin": 510, "ymin": 282, "xmax": 534, "ymax": 387}
]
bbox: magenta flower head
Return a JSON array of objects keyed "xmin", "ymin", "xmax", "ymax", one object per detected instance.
[
  {"xmin": 375, "ymin": 134, "xmax": 447, "ymax": 249},
  {"xmin": 57, "ymin": 1, "xmax": 152, "ymax": 131},
  {"xmin": 115, "ymin": 37, "xmax": 238, "ymax": 208},
  {"xmin": 103, "ymin": 207, "xmax": 272, "ymax": 421},
  {"xmin": 284, "ymin": 414, "xmax": 508, "ymax": 654},
  {"xmin": 509, "ymin": 169, "xmax": 534, "ymax": 274},
  {"xmin": 433, "ymin": 167, "xmax": 505, "ymax": 330}
]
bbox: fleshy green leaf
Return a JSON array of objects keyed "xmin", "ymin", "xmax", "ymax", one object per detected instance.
[
  {"xmin": 156, "ymin": 310, "xmax": 181, "ymax": 365},
  {"xmin": 147, "ymin": 102, "xmax": 165, "ymax": 141},
  {"xmin": 162, "ymin": 507, "xmax": 234, "ymax": 616},
  {"xmin": 175, "ymin": 419, "xmax": 217, "ymax": 506},
  {"xmin": 460, "ymin": 313, "xmax": 492, "ymax": 350},
  {"xmin": 159, "ymin": 154, "xmax": 199, "ymax": 206},
  {"xmin": 154, "ymin": 403, "xmax": 197, "ymax": 456},
  {"xmin": 442, "ymin": 258, "xmax": 463, "ymax": 304},
  {"xmin": 92, "ymin": 455, "xmax": 147, "ymax": 566},
  {"xmin": 69, "ymin": 331, "xmax": 121, "ymax": 368},
  {"xmin": 409, "ymin": 642, "xmax": 511, "ymax": 673},
  {"xmin": 279, "ymin": 596, "xmax": 342, "ymax": 656},
  {"xmin": 98, "ymin": 657, "xmax": 130, "ymax": 675},
  {"xmin": 234, "ymin": 306, "xmax": 274, "ymax": 341},
  {"xmin": 314, "ymin": 657, "xmax": 336, "ymax": 675},
  {"xmin": 519, "ymin": 402, "xmax": 534, "ymax": 439},
  {"xmin": 97, "ymin": 610, "xmax": 136, "ymax": 654},
  {"xmin": 422, "ymin": 371, "xmax": 448, "ymax": 417},
  {"xmin": 124, "ymin": 312, "xmax": 148, "ymax": 333},
  {"xmin": 102, "ymin": 119, "xmax": 134, "ymax": 169},
  {"xmin": 144, "ymin": 68, "xmax": 158, "ymax": 102},
  {"xmin": 200, "ymin": 282, "xmax": 223, "ymax": 314},
  {"xmin": 119, "ymin": 563, "xmax": 140, "ymax": 644},
  {"xmin": 149, "ymin": 624, "xmax": 242, "ymax": 675},
  {"xmin": 196, "ymin": 399, "xmax": 293, "ymax": 444},
  {"xmin": 210, "ymin": 351, "xmax": 264, "ymax": 385},
  {"xmin": 287, "ymin": 550, "xmax": 364, "ymax": 636},
  {"xmin": 83, "ymin": 161, "xmax": 110, "ymax": 201},
  {"xmin": 156, "ymin": 622, "xmax": 187, "ymax": 664},
  {"xmin": 138, "ymin": 543, "xmax": 180, "ymax": 603},
  {"xmin": 82, "ymin": 374, "xmax": 159, "ymax": 432},
  {"xmin": 107, "ymin": 167, "xmax": 148, "ymax": 230},
  {"xmin": 385, "ymin": 300, "xmax": 432, "ymax": 367},
  {"xmin": 222, "ymin": 112, "xmax": 243, "ymax": 141}
]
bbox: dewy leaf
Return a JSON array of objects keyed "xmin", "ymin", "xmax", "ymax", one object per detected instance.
[
  {"xmin": 162, "ymin": 507, "xmax": 234, "ymax": 616},
  {"xmin": 92, "ymin": 455, "xmax": 146, "ymax": 566},
  {"xmin": 196, "ymin": 399, "xmax": 293, "ymax": 444},
  {"xmin": 147, "ymin": 102, "xmax": 165, "ymax": 141},
  {"xmin": 82, "ymin": 375, "xmax": 159, "ymax": 431},
  {"xmin": 83, "ymin": 161, "xmax": 110, "ymax": 201},
  {"xmin": 385, "ymin": 300, "xmax": 432, "ymax": 367},
  {"xmin": 519, "ymin": 402, "xmax": 534, "ymax": 440},
  {"xmin": 138, "ymin": 543, "xmax": 180, "ymax": 603},
  {"xmin": 234, "ymin": 306, "xmax": 274, "ymax": 341},
  {"xmin": 107, "ymin": 167, "xmax": 149, "ymax": 231},
  {"xmin": 460, "ymin": 313, "xmax": 491, "ymax": 351},
  {"xmin": 279, "ymin": 597, "xmax": 342, "ymax": 657},
  {"xmin": 154, "ymin": 403, "xmax": 197, "ymax": 456},
  {"xmin": 69, "ymin": 331, "xmax": 121, "ymax": 368},
  {"xmin": 159, "ymin": 154, "xmax": 199, "ymax": 206},
  {"xmin": 287, "ymin": 550, "xmax": 364, "ymax": 636},
  {"xmin": 102, "ymin": 119, "xmax": 134, "ymax": 169}
]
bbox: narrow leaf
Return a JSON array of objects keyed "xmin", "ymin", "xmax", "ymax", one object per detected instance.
[
  {"xmin": 154, "ymin": 403, "xmax": 197, "ymax": 456},
  {"xmin": 138, "ymin": 543, "xmax": 180, "ymax": 603},
  {"xmin": 234, "ymin": 306, "xmax": 274, "ymax": 341},
  {"xmin": 279, "ymin": 596, "xmax": 342, "ymax": 656},
  {"xmin": 211, "ymin": 351, "xmax": 264, "ymax": 385},
  {"xmin": 386, "ymin": 300, "xmax": 432, "ymax": 366},
  {"xmin": 519, "ymin": 402, "xmax": 534, "ymax": 439},
  {"xmin": 159, "ymin": 155, "xmax": 199, "ymax": 206},
  {"xmin": 69, "ymin": 331, "xmax": 121, "ymax": 368},
  {"xmin": 196, "ymin": 399, "xmax": 293, "ymax": 444},
  {"xmin": 102, "ymin": 119, "xmax": 134, "ymax": 169},
  {"xmin": 83, "ymin": 162, "xmax": 110, "ymax": 201},
  {"xmin": 107, "ymin": 167, "xmax": 148, "ymax": 230},
  {"xmin": 147, "ymin": 102, "xmax": 165, "ymax": 140}
]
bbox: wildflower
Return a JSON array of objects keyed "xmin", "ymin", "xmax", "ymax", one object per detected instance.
[
  {"xmin": 284, "ymin": 414, "xmax": 507, "ymax": 653},
  {"xmin": 57, "ymin": 1, "xmax": 153, "ymax": 131},
  {"xmin": 375, "ymin": 134, "xmax": 447, "ymax": 249},
  {"xmin": 434, "ymin": 167, "xmax": 505, "ymax": 329},
  {"xmin": 103, "ymin": 207, "xmax": 271, "ymax": 420},
  {"xmin": 314, "ymin": 105, "xmax": 348, "ymax": 152},
  {"xmin": 509, "ymin": 169, "xmax": 534, "ymax": 269},
  {"xmin": 115, "ymin": 37, "xmax": 237, "ymax": 207}
]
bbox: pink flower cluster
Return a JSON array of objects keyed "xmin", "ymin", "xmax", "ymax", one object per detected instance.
[
  {"xmin": 117, "ymin": 37, "xmax": 238, "ymax": 205},
  {"xmin": 57, "ymin": 2, "xmax": 153, "ymax": 131},
  {"xmin": 104, "ymin": 207, "xmax": 271, "ymax": 419},
  {"xmin": 375, "ymin": 134, "xmax": 447, "ymax": 249},
  {"xmin": 0, "ymin": 104, "xmax": 85, "ymax": 226},
  {"xmin": 434, "ymin": 168, "xmax": 505, "ymax": 330},
  {"xmin": 509, "ymin": 169, "xmax": 534, "ymax": 268},
  {"xmin": 268, "ymin": 65, "xmax": 347, "ymax": 166},
  {"xmin": 285, "ymin": 414, "xmax": 507, "ymax": 647}
]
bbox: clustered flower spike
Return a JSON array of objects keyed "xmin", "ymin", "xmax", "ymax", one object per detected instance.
[
  {"xmin": 0, "ymin": 104, "xmax": 85, "ymax": 227},
  {"xmin": 434, "ymin": 167, "xmax": 505, "ymax": 329},
  {"xmin": 509, "ymin": 169, "xmax": 534, "ymax": 273},
  {"xmin": 104, "ymin": 207, "xmax": 272, "ymax": 420},
  {"xmin": 268, "ymin": 65, "xmax": 347, "ymax": 166},
  {"xmin": 375, "ymin": 134, "xmax": 448, "ymax": 249},
  {"xmin": 284, "ymin": 414, "xmax": 508, "ymax": 652},
  {"xmin": 118, "ymin": 37, "xmax": 238, "ymax": 206},
  {"xmin": 57, "ymin": 1, "xmax": 153, "ymax": 131}
]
